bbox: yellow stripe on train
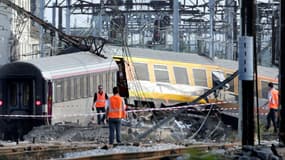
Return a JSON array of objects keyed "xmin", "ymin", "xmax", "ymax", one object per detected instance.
[{"xmin": 128, "ymin": 91, "xmax": 207, "ymax": 104}]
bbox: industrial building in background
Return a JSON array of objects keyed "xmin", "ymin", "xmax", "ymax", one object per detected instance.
[{"xmin": 0, "ymin": 0, "xmax": 40, "ymax": 64}]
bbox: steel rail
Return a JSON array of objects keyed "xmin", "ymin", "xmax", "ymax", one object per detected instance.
[
  {"xmin": 0, "ymin": 143, "xmax": 238, "ymax": 160},
  {"xmin": 63, "ymin": 143, "xmax": 238, "ymax": 160}
]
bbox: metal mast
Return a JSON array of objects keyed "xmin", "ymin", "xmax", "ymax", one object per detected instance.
[
  {"xmin": 66, "ymin": 0, "xmax": 71, "ymax": 34},
  {"xmin": 239, "ymin": 0, "xmax": 256, "ymax": 146},
  {"xmin": 173, "ymin": 0, "xmax": 179, "ymax": 52},
  {"xmin": 278, "ymin": 0, "xmax": 285, "ymax": 145},
  {"xmin": 225, "ymin": 0, "xmax": 234, "ymax": 60},
  {"xmin": 209, "ymin": 0, "xmax": 215, "ymax": 59}
]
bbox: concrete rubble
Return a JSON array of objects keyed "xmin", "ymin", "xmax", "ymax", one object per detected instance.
[{"xmin": 24, "ymin": 109, "xmax": 237, "ymax": 144}]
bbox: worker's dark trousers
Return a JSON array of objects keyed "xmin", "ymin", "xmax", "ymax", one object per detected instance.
[
  {"xmin": 109, "ymin": 118, "xmax": 121, "ymax": 144},
  {"xmin": 266, "ymin": 108, "xmax": 278, "ymax": 132},
  {"xmin": 96, "ymin": 107, "xmax": 106, "ymax": 125}
]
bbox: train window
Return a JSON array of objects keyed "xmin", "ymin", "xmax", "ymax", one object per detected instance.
[
  {"xmin": 22, "ymin": 82, "xmax": 31, "ymax": 106},
  {"xmin": 99, "ymin": 72, "xmax": 103, "ymax": 86},
  {"xmin": 111, "ymin": 71, "xmax": 116, "ymax": 93},
  {"xmin": 212, "ymin": 71, "xmax": 229, "ymax": 89},
  {"xmin": 102, "ymin": 72, "xmax": 107, "ymax": 93},
  {"xmin": 96, "ymin": 73, "xmax": 102, "ymax": 89},
  {"xmin": 86, "ymin": 75, "xmax": 90, "ymax": 97},
  {"xmin": 92, "ymin": 74, "xmax": 98, "ymax": 95},
  {"xmin": 8, "ymin": 82, "xmax": 17, "ymax": 106},
  {"xmin": 70, "ymin": 77, "xmax": 75, "ymax": 100},
  {"xmin": 111, "ymin": 71, "xmax": 117, "ymax": 93},
  {"xmin": 94, "ymin": 74, "xmax": 99, "ymax": 92},
  {"xmin": 192, "ymin": 69, "xmax": 207, "ymax": 87},
  {"xmin": 173, "ymin": 66, "xmax": 189, "ymax": 84},
  {"xmin": 55, "ymin": 80, "xmax": 63, "ymax": 102},
  {"xmin": 133, "ymin": 63, "xmax": 149, "ymax": 81},
  {"xmin": 261, "ymin": 81, "xmax": 269, "ymax": 99},
  {"xmin": 106, "ymin": 72, "xmax": 111, "ymax": 93},
  {"xmin": 154, "ymin": 64, "xmax": 169, "ymax": 83},
  {"xmin": 75, "ymin": 77, "xmax": 81, "ymax": 99},
  {"xmin": 64, "ymin": 78, "xmax": 70, "ymax": 101},
  {"xmin": 82, "ymin": 76, "xmax": 88, "ymax": 98},
  {"xmin": 89, "ymin": 74, "xmax": 94, "ymax": 97},
  {"xmin": 226, "ymin": 73, "xmax": 234, "ymax": 92},
  {"xmin": 106, "ymin": 72, "xmax": 110, "ymax": 93}
]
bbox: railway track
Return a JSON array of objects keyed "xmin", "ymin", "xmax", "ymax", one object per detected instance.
[
  {"xmin": 64, "ymin": 148, "xmax": 187, "ymax": 160},
  {"xmin": 0, "ymin": 142, "xmax": 100, "ymax": 160},
  {"xmin": 63, "ymin": 143, "xmax": 238, "ymax": 160},
  {"xmin": 0, "ymin": 142, "xmax": 238, "ymax": 160}
]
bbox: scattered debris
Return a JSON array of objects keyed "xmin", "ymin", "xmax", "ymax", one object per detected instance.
[
  {"xmin": 24, "ymin": 108, "xmax": 238, "ymax": 145},
  {"xmin": 230, "ymin": 145, "xmax": 282, "ymax": 160}
]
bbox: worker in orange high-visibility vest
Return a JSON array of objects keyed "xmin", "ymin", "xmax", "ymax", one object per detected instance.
[
  {"xmin": 262, "ymin": 82, "xmax": 279, "ymax": 133},
  {"xmin": 92, "ymin": 85, "xmax": 108, "ymax": 125},
  {"xmin": 106, "ymin": 86, "xmax": 125, "ymax": 145}
]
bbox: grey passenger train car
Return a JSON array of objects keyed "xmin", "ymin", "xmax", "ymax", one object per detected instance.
[{"xmin": 0, "ymin": 52, "xmax": 119, "ymax": 139}]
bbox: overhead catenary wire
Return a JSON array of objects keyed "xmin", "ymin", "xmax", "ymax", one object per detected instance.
[
  {"xmin": 124, "ymin": 49, "xmax": 150, "ymax": 103},
  {"xmin": 117, "ymin": 14, "xmax": 153, "ymax": 105},
  {"xmin": 101, "ymin": 0, "xmax": 150, "ymax": 102}
]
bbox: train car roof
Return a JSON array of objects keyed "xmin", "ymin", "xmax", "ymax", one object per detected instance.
[
  {"xmin": 215, "ymin": 58, "xmax": 278, "ymax": 79},
  {"xmin": 104, "ymin": 45, "xmax": 216, "ymax": 65},
  {"xmin": 22, "ymin": 52, "xmax": 117, "ymax": 80},
  {"xmin": 104, "ymin": 45, "xmax": 279, "ymax": 79}
]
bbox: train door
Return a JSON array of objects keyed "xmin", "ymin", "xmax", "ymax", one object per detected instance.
[
  {"xmin": 7, "ymin": 79, "xmax": 34, "ymax": 114},
  {"xmin": 47, "ymin": 80, "xmax": 53, "ymax": 123},
  {"xmin": 4, "ymin": 78, "xmax": 34, "ymax": 140},
  {"xmin": 113, "ymin": 57, "xmax": 129, "ymax": 98}
]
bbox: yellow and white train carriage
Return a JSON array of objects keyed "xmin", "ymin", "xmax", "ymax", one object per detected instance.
[
  {"xmin": 114, "ymin": 47, "xmax": 279, "ymax": 108},
  {"xmin": 114, "ymin": 48, "xmax": 231, "ymax": 108}
]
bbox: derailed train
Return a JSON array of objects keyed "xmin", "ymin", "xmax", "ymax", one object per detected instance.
[{"xmin": 0, "ymin": 47, "xmax": 278, "ymax": 139}]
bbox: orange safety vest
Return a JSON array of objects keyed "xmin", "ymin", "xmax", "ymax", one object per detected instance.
[
  {"xmin": 269, "ymin": 89, "xmax": 279, "ymax": 109},
  {"xmin": 108, "ymin": 95, "xmax": 124, "ymax": 119},
  {"xmin": 96, "ymin": 92, "xmax": 106, "ymax": 108}
]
